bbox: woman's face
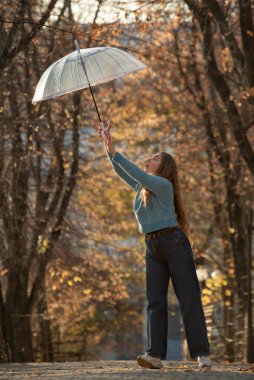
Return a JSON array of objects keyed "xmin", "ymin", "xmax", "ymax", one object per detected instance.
[{"xmin": 145, "ymin": 153, "xmax": 162, "ymax": 174}]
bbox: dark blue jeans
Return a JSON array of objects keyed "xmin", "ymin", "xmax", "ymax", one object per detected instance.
[{"xmin": 144, "ymin": 227, "xmax": 211, "ymax": 360}]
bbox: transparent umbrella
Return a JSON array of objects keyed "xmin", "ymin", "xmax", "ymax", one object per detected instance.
[{"xmin": 32, "ymin": 40, "xmax": 146, "ymax": 138}]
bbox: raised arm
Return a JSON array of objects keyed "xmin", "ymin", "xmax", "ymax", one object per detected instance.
[
  {"xmin": 93, "ymin": 121, "xmax": 168, "ymax": 193},
  {"xmin": 112, "ymin": 151, "xmax": 169, "ymax": 194},
  {"xmin": 107, "ymin": 150, "xmax": 138, "ymax": 192}
]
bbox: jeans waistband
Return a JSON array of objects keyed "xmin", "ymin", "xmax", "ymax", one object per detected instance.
[{"xmin": 145, "ymin": 226, "xmax": 179, "ymax": 240}]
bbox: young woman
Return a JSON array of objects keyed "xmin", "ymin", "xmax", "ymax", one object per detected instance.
[{"xmin": 93, "ymin": 122, "xmax": 212, "ymax": 369}]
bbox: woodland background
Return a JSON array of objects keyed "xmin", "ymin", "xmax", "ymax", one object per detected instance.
[{"xmin": 0, "ymin": 0, "xmax": 253, "ymax": 364}]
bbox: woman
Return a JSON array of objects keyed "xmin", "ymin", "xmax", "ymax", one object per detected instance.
[{"xmin": 93, "ymin": 121, "xmax": 212, "ymax": 369}]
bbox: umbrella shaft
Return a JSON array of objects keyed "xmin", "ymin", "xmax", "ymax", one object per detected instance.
[
  {"xmin": 88, "ymin": 83, "xmax": 101, "ymax": 122},
  {"xmin": 75, "ymin": 40, "xmax": 102, "ymax": 122}
]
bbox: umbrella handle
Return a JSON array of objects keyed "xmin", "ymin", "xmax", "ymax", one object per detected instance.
[{"xmin": 99, "ymin": 122, "xmax": 108, "ymax": 143}]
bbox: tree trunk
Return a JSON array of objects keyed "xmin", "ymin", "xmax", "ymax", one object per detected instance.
[
  {"xmin": 5, "ymin": 269, "xmax": 33, "ymax": 362},
  {"xmin": 0, "ymin": 283, "xmax": 9, "ymax": 362},
  {"xmin": 235, "ymin": 293, "xmax": 246, "ymax": 361},
  {"xmin": 223, "ymin": 283, "xmax": 235, "ymax": 362},
  {"xmin": 37, "ymin": 288, "xmax": 54, "ymax": 362},
  {"xmin": 246, "ymin": 208, "xmax": 254, "ymax": 363}
]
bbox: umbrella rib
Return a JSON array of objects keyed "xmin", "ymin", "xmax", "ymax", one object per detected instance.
[
  {"xmin": 70, "ymin": 54, "xmax": 77, "ymax": 90},
  {"xmin": 111, "ymin": 47, "xmax": 134, "ymax": 62},
  {"xmin": 108, "ymin": 48, "xmax": 133, "ymax": 64},
  {"xmin": 76, "ymin": 50, "xmax": 97, "ymax": 85},
  {"xmin": 103, "ymin": 50, "xmax": 126, "ymax": 74},
  {"xmin": 86, "ymin": 55, "xmax": 103, "ymax": 84},
  {"xmin": 113, "ymin": 48, "xmax": 143, "ymax": 68},
  {"xmin": 75, "ymin": 50, "xmax": 82, "ymax": 89},
  {"xmin": 57, "ymin": 55, "xmax": 69, "ymax": 95}
]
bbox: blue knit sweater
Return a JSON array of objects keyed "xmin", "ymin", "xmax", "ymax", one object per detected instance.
[{"xmin": 107, "ymin": 150, "xmax": 178, "ymax": 234}]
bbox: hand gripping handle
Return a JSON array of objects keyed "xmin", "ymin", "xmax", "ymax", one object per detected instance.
[{"xmin": 99, "ymin": 122, "xmax": 108, "ymax": 143}]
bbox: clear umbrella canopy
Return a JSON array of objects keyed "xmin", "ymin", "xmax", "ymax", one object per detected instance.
[{"xmin": 32, "ymin": 46, "xmax": 146, "ymax": 103}]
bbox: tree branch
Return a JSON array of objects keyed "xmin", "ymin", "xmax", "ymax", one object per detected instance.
[
  {"xmin": 238, "ymin": 0, "xmax": 254, "ymax": 86},
  {"xmin": 0, "ymin": 0, "xmax": 59, "ymax": 71}
]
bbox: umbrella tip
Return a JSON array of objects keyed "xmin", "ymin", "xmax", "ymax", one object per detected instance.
[{"xmin": 74, "ymin": 39, "xmax": 80, "ymax": 50}]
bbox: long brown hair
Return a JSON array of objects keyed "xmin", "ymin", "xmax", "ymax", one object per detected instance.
[{"xmin": 139, "ymin": 151, "xmax": 193, "ymax": 248}]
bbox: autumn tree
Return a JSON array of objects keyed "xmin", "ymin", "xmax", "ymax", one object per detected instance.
[
  {"xmin": 103, "ymin": 0, "xmax": 254, "ymax": 362},
  {"xmin": 0, "ymin": 0, "xmax": 93, "ymax": 362}
]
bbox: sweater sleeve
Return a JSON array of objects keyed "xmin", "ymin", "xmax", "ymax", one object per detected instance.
[
  {"xmin": 107, "ymin": 150, "xmax": 138, "ymax": 192},
  {"xmin": 112, "ymin": 151, "xmax": 169, "ymax": 194}
]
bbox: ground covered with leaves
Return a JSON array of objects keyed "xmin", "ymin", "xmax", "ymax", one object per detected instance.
[{"xmin": 0, "ymin": 360, "xmax": 254, "ymax": 379}]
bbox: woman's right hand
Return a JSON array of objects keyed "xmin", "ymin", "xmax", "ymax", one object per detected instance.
[{"xmin": 91, "ymin": 121, "xmax": 116, "ymax": 155}]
